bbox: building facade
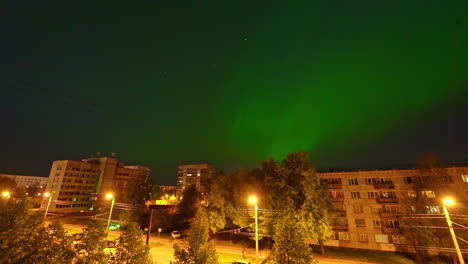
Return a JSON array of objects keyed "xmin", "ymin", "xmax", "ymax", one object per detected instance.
[
  {"xmin": 315, "ymin": 166, "xmax": 468, "ymax": 252},
  {"xmin": 41, "ymin": 157, "xmax": 150, "ymax": 213},
  {"xmin": 176, "ymin": 163, "xmax": 215, "ymax": 196},
  {"xmin": 0, "ymin": 174, "xmax": 48, "ymax": 188}
]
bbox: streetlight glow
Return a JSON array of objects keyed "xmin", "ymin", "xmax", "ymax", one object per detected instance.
[
  {"xmin": 106, "ymin": 193, "xmax": 113, "ymax": 199},
  {"xmin": 249, "ymin": 196, "xmax": 257, "ymax": 204},
  {"xmin": 44, "ymin": 192, "xmax": 50, "ymax": 197},
  {"xmin": 444, "ymin": 198, "xmax": 455, "ymax": 206},
  {"xmin": 2, "ymin": 191, "xmax": 10, "ymax": 198}
]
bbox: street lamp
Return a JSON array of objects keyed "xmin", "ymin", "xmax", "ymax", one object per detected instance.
[
  {"xmin": 43, "ymin": 192, "xmax": 53, "ymax": 221},
  {"xmin": 443, "ymin": 198, "xmax": 465, "ymax": 264},
  {"xmin": 2, "ymin": 191, "xmax": 10, "ymax": 199},
  {"xmin": 249, "ymin": 196, "xmax": 259, "ymax": 264},
  {"xmin": 106, "ymin": 193, "xmax": 115, "ymax": 239}
]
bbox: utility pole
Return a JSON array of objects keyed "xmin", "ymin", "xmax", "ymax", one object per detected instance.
[
  {"xmin": 146, "ymin": 208, "xmax": 154, "ymax": 245},
  {"xmin": 443, "ymin": 199, "xmax": 465, "ymax": 264}
]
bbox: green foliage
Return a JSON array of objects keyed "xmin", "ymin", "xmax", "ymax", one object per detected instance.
[
  {"xmin": 75, "ymin": 220, "xmax": 110, "ymax": 264},
  {"xmin": 177, "ymin": 186, "xmax": 201, "ymax": 222},
  {"xmin": 113, "ymin": 222, "xmax": 152, "ymax": 264},
  {"xmin": 266, "ymin": 213, "xmax": 316, "ymax": 264},
  {"xmin": 171, "ymin": 208, "xmax": 218, "ymax": 264}
]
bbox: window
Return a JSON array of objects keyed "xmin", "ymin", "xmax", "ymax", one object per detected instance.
[
  {"xmin": 404, "ymin": 177, "xmax": 413, "ymax": 184},
  {"xmin": 441, "ymin": 176, "xmax": 453, "ymax": 183},
  {"xmin": 351, "ymin": 191, "xmax": 360, "ymax": 198},
  {"xmin": 426, "ymin": 205, "xmax": 440, "ymax": 214},
  {"xmin": 359, "ymin": 233, "xmax": 369, "ymax": 242},
  {"xmin": 349, "ymin": 178, "xmax": 358, "ymax": 185},
  {"xmin": 382, "ymin": 205, "xmax": 399, "ymax": 213},
  {"xmin": 407, "ymin": 191, "xmax": 417, "ymax": 198},
  {"xmin": 371, "ymin": 205, "xmax": 382, "ymax": 213},
  {"xmin": 329, "ymin": 191, "xmax": 344, "ymax": 198},
  {"xmin": 368, "ymin": 191, "xmax": 379, "ymax": 198},
  {"xmin": 373, "ymin": 220, "xmax": 385, "ymax": 227},
  {"xmin": 386, "ymin": 220, "xmax": 400, "ymax": 228},
  {"xmin": 375, "ymin": 234, "xmax": 389, "ymax": 243},
  {"xmin": 380, "ymin": 191, "xmax": 396, "ymax": 198},
  {"xmin": 355, "ymin": 219, "xmax": 366, "ymax": 227},
  {"xmin": 353, "ymin": 204, "xmax": 363, "ymax": 213},
  {"xmin": 392, "ymin": 235, "xmax": 406, "ymax": 244},
  {"xmin": 365, "ymin": 178, "xmax": 377, "ymax": 185},
  {"xmin": 422, "ymin": 190, "xmax": 436, "ymax": 198},
  {"xmin": 462, "ymin": 175, "xmax": 468, "ymax": 183},
  {"xmin": 338, "ymin": 232, "xmax": 350, "ymax": 241}
]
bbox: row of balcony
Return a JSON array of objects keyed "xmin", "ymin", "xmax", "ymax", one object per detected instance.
[{"xmin": 330, "ymin": 197, "xmax": 398, "ymax": 203}]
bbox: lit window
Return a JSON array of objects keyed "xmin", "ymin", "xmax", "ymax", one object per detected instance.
[
  {"xmin": 407, "ymin": 191, "xmax": 416, "ymax": 198},
  {"xmin": 462, "ymin": 175, "xmax": 468, "ymax": 183},
  {"xmin": 375, "ymin": 234, "xmax": 389, "ymax": 243},
  {"xmin": 422, "ymin": 190, "xmax": 436, "ymax": 198},
  {"xmin": 426, "ymin": 205, "xmax": 440, "ymax": 214}
]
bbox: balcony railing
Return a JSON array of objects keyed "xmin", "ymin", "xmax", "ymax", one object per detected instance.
[
  {"xmin": 327, "ymin": 183, "xmax": 343, "ymax": 189},
  {"xmin": 376, "ymin": 197, "xmax": 398, "ymax": 203},
  {"xmin": 330, "ymin": 197, "xmax": 344, "ymax": 203},
  {"xmin": 379, "ymin": 211, "xmax": 400, "ymax": 218},
  {"xmin": 382, "ymin": 227, "xmax": 402, "ymax": 234},
  {"xmin": 373, "ymin": 182, "xmax": 395, "ymax": 189},
  {"xmin": 334, "ymin": 210, "xmax": 346, "ymax": 217},
  {"xmin": 332, "ymin": 225, "xmax": 349, "ymax": 230}
]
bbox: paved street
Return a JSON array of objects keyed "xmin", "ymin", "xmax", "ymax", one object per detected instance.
[{"xmin": 63, "ymin": 224, "xmax": 380, "ymax": 264}]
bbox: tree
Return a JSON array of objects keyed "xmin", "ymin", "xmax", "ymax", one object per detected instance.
[
  {"xmin": 177, "ymin": 186, "xmax": 201, "ymax": 223},
  {"xmin": 29, "ymin": 220, "xmax": 76, "ymax": 264},
  {"xmin": 299, "ymin": 168, "xmax": 335, "ymax": 256},
  {"xmin": 171, "ymin": 208, "xmax": 218, "ymax": 264},
  {"xmin": 75, "ymin": 220, "xmax": 110, "ymax": 264},
  {"xmin": 113, "ymin": 222, "xmax": 152, "ymax": 264},
  {"xmin": 266, "ymin": 212, "xmax": 316, "ymax": 264}
]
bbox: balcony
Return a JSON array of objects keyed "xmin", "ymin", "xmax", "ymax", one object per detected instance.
[
  {"xmin": 379, "ymin": 211, "xmax": 400, "ymax": 218},
  {"xmin": 376, "ymin": 197, "xmax": 398, "ymax": 203},
  {"xmin": 327, "ymin": 183, "xmax": 343, "ymax": 189},
  {"xmin": 333, "ymin": 225, "xmax": 349, "ymax": 230},
  {"xmin": 330, "ymin": 197, "xmax": 344, "ymax": 203},
  {"xmin": 334, "ymin": 210, "xmax": 346, "ymax": 217},
  {"xmin": 382, "ymin": 227, "xmax": 402, "ymax": 234},
  {"xmin": 373, "ymin": 182, "xmax": 395, "ymax": 189}
]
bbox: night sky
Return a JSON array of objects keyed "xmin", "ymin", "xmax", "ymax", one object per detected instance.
[{"xmin": 1, "ymin": 1, "xmax": 467, "ymax": 185}]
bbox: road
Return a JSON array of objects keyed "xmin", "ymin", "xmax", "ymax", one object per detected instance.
[{"xmin": 63, "ymin": 224, "xmax": 380, "ymax": 264}]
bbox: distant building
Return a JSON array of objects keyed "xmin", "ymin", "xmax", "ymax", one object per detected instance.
[
  {"xmin": 41, "ymin": 157, "xmax": 150, "ymax": 213},
  {"xmin": 176, "ymin": 163, "xmax": 215, "ymax": 196},
  {"xmin": 315, "ymin": 166, "xmax": 468, "ymax": 252},
  {"xmin": 0, "ymin": 174, "xmax": 48, "ymax": 188}
]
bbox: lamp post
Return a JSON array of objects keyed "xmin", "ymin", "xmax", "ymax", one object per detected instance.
[
  {"xmin": 249, "ymin": 196, "xmax": 259, "ymax": 264},
  {"xmin": 106, "ymin": 193, "xmax": 115, "ymax": 240},
  {"xmin": 443, "ymin": 199, "xmax": 465, "ymax": 264},
  {"xmin": 43, "ymin": 192, "xmax": 53, "ymax": 221},
  {"xmin": 2, "ymin": 191, "xmax": 10, "ymax": 199}
]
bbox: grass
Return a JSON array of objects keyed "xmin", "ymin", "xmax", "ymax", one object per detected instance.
[
  {"xmin": 217, "ymin": 252, "xmax": 255, "ymax": 263},
  {"xmin": 317, "ymin": 247, "xmax": 415, "ymax": 264}
]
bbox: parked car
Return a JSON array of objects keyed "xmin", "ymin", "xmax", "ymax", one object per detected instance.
[{"xmin": 171, "ymin": 230, "xmax": 181, "ymax": 239}]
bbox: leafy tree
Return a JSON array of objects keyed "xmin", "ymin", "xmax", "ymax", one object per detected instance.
[
  {"xmin": 0, "ymin": 175, "xmax": 16, "ymax": 191},
  {"xmin": 171, "ymin": 208, "xmax": 218, "ymax": 264},
  {"xmin": 75, "ymin": 220, "xmax": 110, "ymax": 264},
  {"xmin": 29, "ymin": 220, "xmax": 76, "ymax": 264},
  {"xmin": 299, "ymin": 168, "xmax": 335, "ymax": 256},
  {"xmin": 177, "ymin": 186, "xmax": 201, "ymax": 222},
  {"xmin": 113, "ymin": 222, "xmax": 152, "ymax": 264},
  {"xmin": 266, "ymin": 212, "xmax": 316, "ymax": 264}
]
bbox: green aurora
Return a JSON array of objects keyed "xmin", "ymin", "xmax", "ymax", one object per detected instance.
[{"xmin": 1, "ymin": 0, "xmax": 467, "ymax": 183}]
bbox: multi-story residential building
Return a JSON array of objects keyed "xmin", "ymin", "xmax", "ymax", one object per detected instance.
[
  {"xmin": 41, "ymin": 157, "xmax": 150, "ymax": 213},
  {"xmin": 0, "ymin": 174, "xmax": 48, "ymax": 188},
  {"xmin": 176, "ymin": 163, "xmax": 215, "ymax": 196},
  {"xmin": 315, "ymin": 166, "xmax": 468, "ymax": 252}
]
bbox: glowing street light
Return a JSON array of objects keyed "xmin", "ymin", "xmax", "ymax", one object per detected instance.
[
  {"xmin": 43, "ymin": 192, "xmax": 53, "ymax": 221},
  {"xmin": 249, "ymin": 196, "xmax": 259, "ymax": 264},
  {"xmin": 443, "ymin": 198, "xmax": 465, "ymax": 264},
  {"xmin": 106, "ymin": 193, "xmax": 115, "ymax": 239},
  {"xmin": 2, "ymin": 191, "xmax": 10, "ymax": 199}
]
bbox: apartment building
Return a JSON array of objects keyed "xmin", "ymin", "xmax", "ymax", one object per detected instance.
[
  {"xmin": 316, "ymin": 166, "xmax": 468, "ymax": 252},
  {"xmin": 176, "ymin": 163, "xmax": 215, "ymax": 196},
  {"xmin": 41, "ymin": 157, "xmax": 150, "ymax": 213},
  {"xmin": 0, "ymin": 174, "xmax": 48, "ymax": 188}
]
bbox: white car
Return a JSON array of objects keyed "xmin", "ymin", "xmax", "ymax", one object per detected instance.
[{"xmin": 171, "ymin": 230, "xmax": 181, "ymax": 239}]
